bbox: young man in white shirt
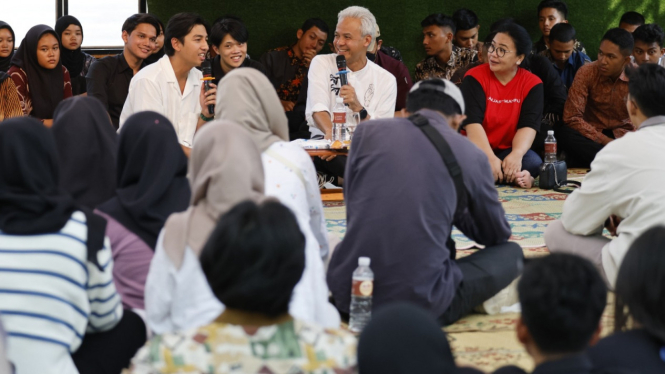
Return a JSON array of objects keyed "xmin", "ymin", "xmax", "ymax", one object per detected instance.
[
  {"xmin": 120, "ymin": 13, "xmax": 216, "ymax": 156},
  {"xmin": 545, "ymin": 63, "xmax": 665, "ymax": 288},
  {"xmin": 306, "ymin": 6, "xmax": 397, "ymax": 183}
]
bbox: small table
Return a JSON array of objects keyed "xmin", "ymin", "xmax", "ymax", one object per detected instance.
[{"xmin": 305, "ymin": 148, "xmax": 349, "ymax": 157}]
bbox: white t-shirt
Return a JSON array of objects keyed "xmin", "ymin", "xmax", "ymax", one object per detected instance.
[
  {"xmin": 119, "ymin": 55, "xmax": 202, "ymax": 146},
  {"xmin": 305, "ymin": 54, "xmax": 397, "ymax": 138}
]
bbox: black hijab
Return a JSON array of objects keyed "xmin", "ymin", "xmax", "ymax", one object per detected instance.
[
  {"xmin": 358, "ymin": 303, "xmax": 459, "ymax": 374},
  {"xmin": 52, "ymin": 96, "xmax": 117, "ymax": 209},
  {"xmin": 55, "ymin": 16, "xmax": 85, "ymax": 78},
  {"xmin": 0, "ymin": 21, "xmax": 15, "ymax": 72},
  {"xmin": 10, "ymin": 25, "xmax": 64, "ymax": 119},
  {"xmin": 98, "ymin": 111, "xmax": 191, "ymax": 249},
  {"xmin": 143, "ymin": 17, "xmax": 165, "ymax": 66},
  {"xmin": 0, "ymin": 116, "xmax": 107, "ymax": 270}
]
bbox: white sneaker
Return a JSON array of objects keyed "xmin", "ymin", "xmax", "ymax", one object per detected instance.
[{"xmin": 475, "ymin": 277, "xmax": 520, "ymax": 315}]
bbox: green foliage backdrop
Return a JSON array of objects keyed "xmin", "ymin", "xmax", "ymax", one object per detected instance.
[{"xmin": 149, "ymin": 0, "xmax": 665, "ymax": 74}]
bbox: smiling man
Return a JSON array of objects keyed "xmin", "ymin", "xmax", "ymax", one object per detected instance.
[
  {"xmin": 305, "ymin": 5, "xmax": 397, "ymax": 184},
  {"xmin": 415, "ymin": 13, "xmax": 477, "ymax": 82},
  {"xmin": 120, "ymin": 13, "xmax": 216, "ymax": 154},
  {"xmin": 560, "ymin": 28, "xmax": 635, "ymax": 168},
  {"xmin": 209, "ymin": 17, "xmax": 267, "ymax": 85},
  {"xmin": 87, "ymin": 14, "xmax": 160, "ymax": 129}
]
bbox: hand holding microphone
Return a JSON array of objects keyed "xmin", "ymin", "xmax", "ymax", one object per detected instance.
[
  {"xmin": 200, "ymin": 60, "xmax": 216, "ymax": 118},
  {"xmin": 336, "ymin": 55, "xmax": 362, "ymax": 112}
]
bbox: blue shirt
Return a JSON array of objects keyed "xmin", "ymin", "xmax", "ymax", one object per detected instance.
[{"xmin": 543, "ymin": 49, "xmax": 591, "ymax": 91}]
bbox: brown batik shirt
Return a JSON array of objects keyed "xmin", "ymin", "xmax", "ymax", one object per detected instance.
[
  {"xmin": 563, "ymin": 61, "xmax": 634, "ymax": 143},
  {"xmin": 414, "ymin": 45, "xmax": 477, "ymax": 82}
]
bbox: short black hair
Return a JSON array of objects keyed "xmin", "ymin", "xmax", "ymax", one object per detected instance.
[
  {"xmin": 210, "ymin": 18, "xmax": 249, "ymax": 48},
  {"xmin": 549, "ymin": 22, "xmax": 577, "ymax": 43},
  {"xmin": 601, "ymin": 27, "xmax": 634, "ymax": 57},
  {"xmin": 421, "ymin": 14, "xmax": 456, "ymax": 34},
  {"xmin": 300, "ymin": 17, "xmax": 329, "ymax": 36},
  {"xmin": 620, "ymin": 11, "xmax": 645, "ymax": 27},
  {"xmin": 519, "ymin": 254, "xmax": 607, "ymax": 354},
  {"xmin": 452, "ymin": 8, "xmax": 479, "ymax": 32},
  {"xmin": 122, "ymin": 13, "xmax": 160, "ymax": 37},
  {"xmin": 164, "ymin": 12, "xmax": 209, "ymax": 57},
  {"xmin": 537, "ymin": 0, "xmax": 568, "ymax": 20},
  {"xmin": 200, "ymin": 200, "xmax": 306, "ymax": 317},
  {"xmin": 626, "ymin": 64, "xmax": 665, "ymax": 118},
  {"xmin": 632, "ymin": 24, "xmax": 665, "ymax": 48},
  {"xmin": 406, "ymin": 79, "xmax": 462, "ymax": 116},
  {"xmin": 615, "ymin": 226, "xmax": 665, "ymax": 343},
  {"xmin": 494, "ymin": 22, "xmax": 533, "ymax": 58}
]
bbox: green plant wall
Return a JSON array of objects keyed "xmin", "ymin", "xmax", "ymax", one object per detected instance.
[{"xmin": 148, "ymin": 0, "xmax": 665, "ymax": 75}]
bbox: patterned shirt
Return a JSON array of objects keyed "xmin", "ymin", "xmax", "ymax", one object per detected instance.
[
  {"xmin": 7, "ymin": 65, "xmax": 73, "ymax": 119},
  {"xmin": 414, "ymin": 45, "xmax": 478, "ymax": 82},
  {"xmin": 0, "ymin": 76, "xmax": 23, "ymax": 121},
  {"xmin": 126, "ymin": 319, "xmax": 358, "ymax": 374},
  {"xmin": 261, "ymin": 46, "xmax": 307, "ymax": 103},
  {"xmin": 563, "ymin": 61, "xmax": 634, "ymax": 143}
]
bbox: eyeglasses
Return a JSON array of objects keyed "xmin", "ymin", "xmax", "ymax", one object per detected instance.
[{"xmin": 487, "ymin": 44, "xmax": 515, "ymax": 58}]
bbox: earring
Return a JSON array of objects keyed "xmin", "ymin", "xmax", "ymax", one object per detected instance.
[{"xmin": 517, "ymin": 60, "xmax": 522, "ymax": 65}]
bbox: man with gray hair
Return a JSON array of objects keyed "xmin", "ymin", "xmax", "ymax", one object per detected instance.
[{"xmin": 306, "ymin": 6, "xmax": 397, "ymax": 184}]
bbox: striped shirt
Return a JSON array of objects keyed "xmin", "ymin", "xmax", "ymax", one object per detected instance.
[{"xmin": 0, "ymin": 211, "xmax": 123, "ymax": 374}]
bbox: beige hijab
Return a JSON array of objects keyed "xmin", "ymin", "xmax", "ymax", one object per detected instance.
[
  {"xmin": 162, "ymin": 120, "xmax": 265, "ymax": 269},
  {"xmin": 215, "ymin": 68, "xmax": 289, "ymax": 152}
]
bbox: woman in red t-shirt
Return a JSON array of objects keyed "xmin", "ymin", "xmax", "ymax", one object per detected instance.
[{"xmin": 461, "ymin": 23, "xmax": 544, "ymax": 188}]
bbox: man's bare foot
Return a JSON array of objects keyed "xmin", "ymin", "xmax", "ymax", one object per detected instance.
[{"xmin": 515, "ymin": 170, "xmax": 534, "ymax": 188}]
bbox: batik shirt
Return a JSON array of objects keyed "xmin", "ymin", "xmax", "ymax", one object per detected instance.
[
  {"xmin": 414, "ymin": 45, "xmax": 478, "ymax": 82},
  {"xmin": 126, "ymin": 319, "xmax": 358, "ymax": 374},
  {"xmin": 261, "ymin": 46, "xmax": 308, "ymax": 103}
]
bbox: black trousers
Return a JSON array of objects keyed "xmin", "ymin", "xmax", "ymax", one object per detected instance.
[
  {"xmin": 313, "ymin": 155, "xmax": 348, "ymax": 183},
  {"xmin": 555, "ymin": 126, "xmax": 607, "ymax": 168},
  {"xmin": 438, "ymin": 242, "xmax": 524, "ymax": 325},
  {"xmin": 72, "ymin": 309, "xmax": 147, "ymax": 374}
]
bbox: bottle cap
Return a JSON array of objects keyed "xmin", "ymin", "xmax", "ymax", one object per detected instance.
[
  {"xmin": 358, "ymin": 257, "xmax": 371, "ymax": 266},
  {"xmin": 547, "ymin": 130, "xmax": 554, "ymax": 135},
  {"xmin": 336, "ymin": 97, "xmax": 344, "ymax": 103}
]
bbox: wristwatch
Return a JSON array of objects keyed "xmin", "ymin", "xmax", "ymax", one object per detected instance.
[{"xmin": 359, "ymin": 107, "xmax": 368, "ymax": 120}]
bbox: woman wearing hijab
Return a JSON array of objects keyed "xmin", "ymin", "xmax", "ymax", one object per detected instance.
[
  {"xmin": 8, "ymin": 25, "xmax": 72, "ymax": 126},
  {"xmin": 143, "ymin": 15, "xmax": 164, "ymax": 66},
  {"xmin": 358, "ymin": 303, "xmax": 483, "ymax": 374},
  {"xmin": 130, "ymin": 200, "xmax": 357, "ymax": 374},
  {"xmin": 0, "ymin": 21, "xmax": 15, "ymax": 73},
  {"xmin": 55, "ymin": 15, "xmax": 96, "ymax": 95},
  {"xmin": 215, "ymin": 68, "xmax": 339, "ymax": 328},
  {"xmin": 97, "ymin": 112, "xmax": 190, "ymax": 311},
  {"xmin": 0, "ymin": 117, "xmax": 123, "ymax": 374},
  {"xmin": 52, "ymin": 96, "xmax": 117, "ymax": 209},
  {"xmin": 144, "ymin": 121, "xmax": 265, "ymax": 334}
]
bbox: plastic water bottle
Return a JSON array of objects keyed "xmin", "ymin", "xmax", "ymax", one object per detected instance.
[
  {"xmin": 544, "ymin": 130, "xmax": 557, "ymax": 163},
  {"xmin": 349, "ymin": 257, "xmax": 374, "ymax": 333},
  {"xmin": 332, "ymin": 97, "xmax": 346, "ymax": 142}
]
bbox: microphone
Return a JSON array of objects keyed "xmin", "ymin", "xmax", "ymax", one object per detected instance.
[
  {"xmin": 336, "ymin": 55, "xmax": 349, "ymax": 87},
  {"xmin": 201, "ymin": 60, "xmax": 215, "ymax": 116}
]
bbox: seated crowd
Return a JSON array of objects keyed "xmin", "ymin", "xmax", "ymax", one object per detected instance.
[{"xmin": 1, "ymin": 1, "xmax": 665, "ymax": 373}]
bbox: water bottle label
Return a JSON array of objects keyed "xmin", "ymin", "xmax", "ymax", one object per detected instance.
[
  {"xmin": 333, "ymin": 112, "xmax": 346, "ymax": 124},
  {"xmin": 545, "ymin": 143, "xmax": 557, "ymax": 154},
  {"xmin": 352, "ymin": 279, "xmax": 373, "ymax": 296}
]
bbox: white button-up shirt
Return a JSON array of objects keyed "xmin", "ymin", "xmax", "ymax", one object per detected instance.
[
  {"xmin": 120, "ymin": 55, "xmax": 201, "ymax": 146},
  {"xmin": 305, "ymin": 54, "xmax": 397, "ymax": 138}
]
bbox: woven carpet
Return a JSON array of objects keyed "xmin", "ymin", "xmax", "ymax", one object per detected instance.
[{"xmin": 323, "ymin": 169, "xmax": 598, "ymax": 371}]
